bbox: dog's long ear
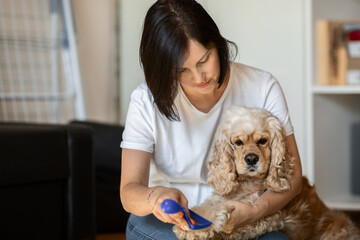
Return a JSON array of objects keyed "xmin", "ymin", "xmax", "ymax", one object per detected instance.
[
  {"xmin": 264, "ymin": 116, "xmax": 294, "ymax": 192},
  {"xmin": 208, "ymin": 129, "xmax": 239, "ymax": 197}
]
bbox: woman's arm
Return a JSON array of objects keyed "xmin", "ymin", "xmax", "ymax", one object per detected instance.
[
  {"xmin": 120, "ymin": 148, "xmax": 152, "ymax": 215},
  {"xmin": 120, "ymin": 148, "xmax": 191, "ymax": 229},
  {"xmin": 222, "ymin": 134, "xmax": 302, "ymax": 233}
]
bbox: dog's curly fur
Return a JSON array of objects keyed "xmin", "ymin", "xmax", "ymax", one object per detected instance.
[{"xmin": 173, "ymin": 106, "xmax": 360, "ymax": 240}]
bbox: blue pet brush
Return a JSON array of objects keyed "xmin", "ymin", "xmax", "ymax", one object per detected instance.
[{"xmin": 160, "ymin": 199, "xmax": 212, "ymax": 230}]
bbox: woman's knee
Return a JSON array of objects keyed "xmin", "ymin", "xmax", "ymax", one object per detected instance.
[{"xmin": 126, "ymin": 214, "xmax": 178, "ymax": 240}]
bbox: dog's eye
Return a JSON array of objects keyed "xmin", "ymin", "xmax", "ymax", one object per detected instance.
[
  {"xmin": 235, "ymin": 140, "xmax": 243, "ymax": 146},
  {"xmin": 257, "ymin": 138, "xmax": 267, "ymax": 145}
]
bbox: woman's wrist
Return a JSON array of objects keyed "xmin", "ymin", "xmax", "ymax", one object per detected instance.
[
  {"xmin": 253, "ymin": 195, "xmax": 271, "ymax": 221},
  {"xmin": 147, "ymin": 186, "xmax": 160, "ymax": 211},
  {"xmin": 147, "ymin": 187, "xmax": 156, "ymax": 210},
  {"xmin": 251, "ymin": 200, "xmax": 269, "ymax": 222}
]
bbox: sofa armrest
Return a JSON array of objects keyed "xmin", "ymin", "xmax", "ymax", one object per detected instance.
[{"xmin": 0, "ymin": 123, "xmax": 96, "ymax": 240}]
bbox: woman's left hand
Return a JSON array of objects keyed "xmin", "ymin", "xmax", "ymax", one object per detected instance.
[{"xmin": 221, "ymin": 200, "xmax": 258, "ymax": 234}]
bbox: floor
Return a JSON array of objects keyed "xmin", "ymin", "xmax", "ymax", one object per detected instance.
[{"xmin": 96, "ymin": 233, "xmax": 126, "ymax": 240}]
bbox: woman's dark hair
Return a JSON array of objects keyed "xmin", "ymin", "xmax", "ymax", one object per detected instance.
[{"xmin": 140, "ymin": 0, "xmax": 237, "ymax": 121}]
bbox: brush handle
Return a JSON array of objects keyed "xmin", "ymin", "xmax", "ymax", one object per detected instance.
[
  {"xmin": 160, "ymin": 199, "xmax": 183, "ymax": 214},
  {"xmin": 161, "ymin": 199, "xmax": 212, "ymax": 230}
]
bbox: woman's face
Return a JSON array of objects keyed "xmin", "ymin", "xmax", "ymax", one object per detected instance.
[{"xmin": 177, "ymin": 40, "xmax": 220, "ymax": 96}]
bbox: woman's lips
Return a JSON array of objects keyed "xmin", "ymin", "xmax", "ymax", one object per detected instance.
[{"xmin": 197, "ymin": 80, "xmax": 210, "ymax": 88}]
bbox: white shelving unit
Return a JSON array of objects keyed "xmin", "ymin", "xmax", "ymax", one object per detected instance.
[
  {"xmin": 312, "ymin": 85, "xmax": 360, "ymax": 94},
  {"xmin": 306, "ymin": 0, "xmax": 360, "ymax": 211}
]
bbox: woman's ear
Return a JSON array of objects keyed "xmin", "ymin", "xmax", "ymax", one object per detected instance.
[
  {"xmin": 208, "ymin": 132, "xmax": 239, "ymax": 197},
  {"xmin": 264, "ymin": 116, "xmax": 294, "ymax": 192}
]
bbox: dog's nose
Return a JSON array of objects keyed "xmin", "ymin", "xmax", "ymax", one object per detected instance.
[{"xmin": 244, "ymin": 153, "xmax": 259, "ymax": 166}]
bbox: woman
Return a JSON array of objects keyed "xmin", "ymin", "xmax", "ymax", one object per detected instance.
[{"xmin": 120, "ymin": 0, "xmax": 303, "ymax": 239}]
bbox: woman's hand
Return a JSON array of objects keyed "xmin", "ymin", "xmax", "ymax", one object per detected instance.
[
  {"xmin": 148, "ymin": 186, "xmax": 191, "ymax": 231},
  {"xmin": 121, "ymin": 149, "xmax": 193, "ymax": 231},
  {"xmin": 221, "ymin": 200, "xmax": 258, "ymax": 234}
]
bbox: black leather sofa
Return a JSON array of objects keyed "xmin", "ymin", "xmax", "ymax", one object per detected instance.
[
  {"xmin": 0, "ymin": 121, "xmax": 129, "ymax": 239},
  {"xmin": 70, "ymin": 121, "xmax": 130, "ymax": 233}
]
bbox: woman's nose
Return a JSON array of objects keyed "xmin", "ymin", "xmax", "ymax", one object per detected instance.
[{"xmin": 193, "ymin": 69, "xmax": 205, "ymax": 83}]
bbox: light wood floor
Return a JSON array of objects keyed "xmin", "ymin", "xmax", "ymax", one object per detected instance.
[{"xmin": 96, "ymin": 233, "xmax": 126, "ymax": 240}]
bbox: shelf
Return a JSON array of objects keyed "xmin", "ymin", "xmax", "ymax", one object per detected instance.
[
  {"xmin": 324, "ymin": 195, "xmax": 360, "ymax": 211},
  {"xmin": 312, "ymin": 85, "xmax": 360, "ymax": 94},
  {"xmin": 307, "ymin": 0, "xmax": 360, "ymax": 214}
]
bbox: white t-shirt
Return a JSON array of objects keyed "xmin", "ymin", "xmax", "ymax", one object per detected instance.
[{"xmin": 120, "ymin": 62, "xmax": 294, "ymax": 207}]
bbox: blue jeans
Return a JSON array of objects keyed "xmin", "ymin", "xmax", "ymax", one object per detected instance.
[{"xmin": 126, "ymin": 214, "xmax": 289, "ymax": 240}]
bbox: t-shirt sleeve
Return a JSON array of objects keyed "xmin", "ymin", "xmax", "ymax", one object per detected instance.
[
  {"xmin": 264, "ymin": 76, "xmax": 294, "ymax": 136},
  {"xmin": 120, "ymin": 86, "xmax": 155, "ymax": 153}
]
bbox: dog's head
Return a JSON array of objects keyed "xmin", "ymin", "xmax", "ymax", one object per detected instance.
[{"xmin": 208, "ymin": 106, "xmax": 294, "ymax": 197}]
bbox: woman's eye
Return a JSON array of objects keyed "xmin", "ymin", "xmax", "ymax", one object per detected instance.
[
  {"xmin": 257, "ymin": 138, "xmax": 267, "ymax": 145},
  {"xmin": 198, "ymin": 55, "xmax": 209, "ymax": 64},
  {"xmin": 235, "ymin": 140, "xmax": 243, "ymax": 146},
  {"xmin": 177, "ymin": 69, "xmax": 186, "ymax": 76}
]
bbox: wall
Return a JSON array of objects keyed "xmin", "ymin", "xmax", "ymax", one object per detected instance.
[
  {"xmin": 119, "ymin": 0, "xmax": 154, "ymax": 124},
  {"xmin": 119, "ymin": 0, "xmax": 307, "ymax": 173},
  {"xmin": 73, "ymin": 0, "xmax": 118, "ymax": 123}
]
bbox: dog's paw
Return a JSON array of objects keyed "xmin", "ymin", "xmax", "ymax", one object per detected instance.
[
  {"xmin": 173, "ymin": 225, "xmax": 215, "ymax": 240},
  {"xmin": 173, "ymin": 225, "xmax": 188, "ymax": 240},
  {"xmin": 209, "ymin": 204, "xmax": 235, "ymax": 232}
]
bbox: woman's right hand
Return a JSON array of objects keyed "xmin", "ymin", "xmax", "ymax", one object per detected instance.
[
  {"xmin": 148, "ymin": 186, "xmax": 191, "ymax": 231},
  {"xmin": 120, "ymin": 149, "xmax": 191, "ymax": 230}
]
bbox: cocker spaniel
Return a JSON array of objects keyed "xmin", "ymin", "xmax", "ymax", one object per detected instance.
[{"xmin": 174, "ymin": 106, "xmax": 360, "ymax": 240}]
